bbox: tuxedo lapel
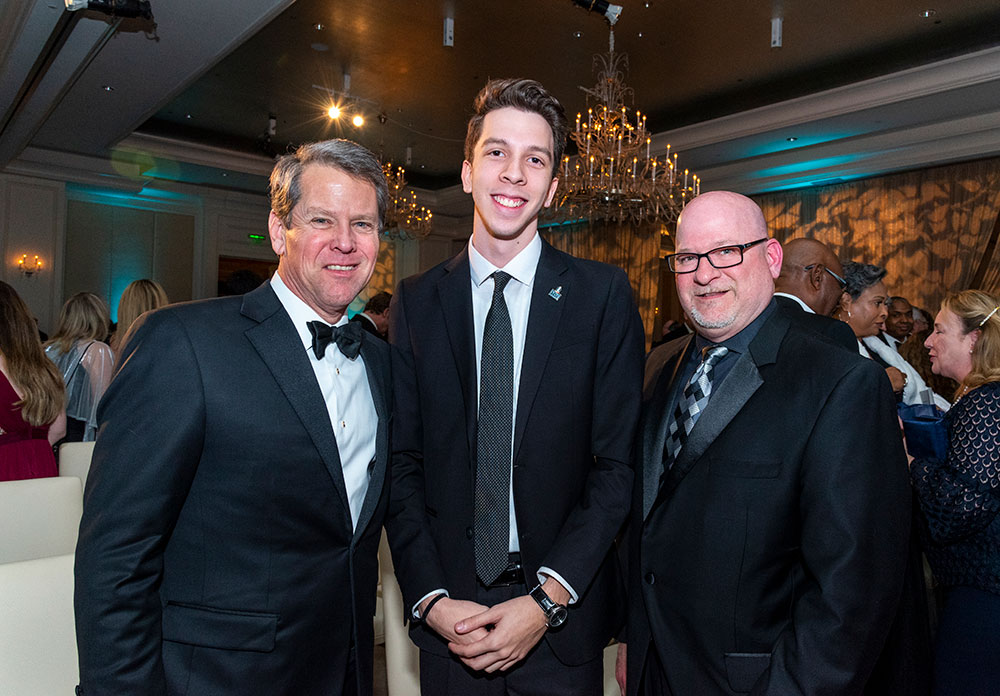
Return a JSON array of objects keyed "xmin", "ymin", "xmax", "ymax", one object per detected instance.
[
  {"xmin": 438, "ymin": 250, "xmax": 478, "ymax": 459},
  {"xmin": 642, "ymin": 337, "xmax": 693, "ymax": 520},
  {"xmin": 513, "ymin": 242, "xmax": 568, "ymax": 462},
  {"xmin": 242, "ymin": 286, "xmax": 352, "ymax": 528},
  {"xmin": 353, "ymin": 335, "xmax": 389, "ymax": 541},
  {"xmin": 656, "ymin": 310, "xmax": 786, "ymax": 503}
]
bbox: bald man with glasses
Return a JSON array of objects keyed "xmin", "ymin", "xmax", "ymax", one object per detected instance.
[{"xmin": 619, "ymin": 191, "xmax": 910, "ymax": 696}]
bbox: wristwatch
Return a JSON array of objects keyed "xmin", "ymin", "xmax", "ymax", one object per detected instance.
[{"xmin": 529, "ymin": 584, "xmax": 568, "ymax": 628}]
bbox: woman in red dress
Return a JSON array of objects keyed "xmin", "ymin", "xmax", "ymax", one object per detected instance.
[{"xmin": 0, "ymin": 281, "xmax": 66, "ymax": 480}]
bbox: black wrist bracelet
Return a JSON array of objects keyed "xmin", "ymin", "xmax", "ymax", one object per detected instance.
[{"xmin": 421, "ymin": 593, "xmax": 447, "ymax": 622}]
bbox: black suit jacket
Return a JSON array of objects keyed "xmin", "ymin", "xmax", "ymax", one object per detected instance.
[
  {"xmin": 350, "ymin": 312, "xmax": 384, "ymax": 339},
  {"xmin": 774, "ymin": 294, "xmax": 857, "ymax": 352},
  {"xmin": 626, "ymin": 310, "xmax": 910, "ymax": 695},
  {"xmin": 74, "ymin": 284, "xmax": 391, "ymax": 696},
  {"xmin": 386, "ymin": 239, "xmax": 644, "ymax": 665}
]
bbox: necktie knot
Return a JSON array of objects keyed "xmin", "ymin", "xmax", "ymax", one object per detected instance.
[
  {"xmin": 492, "ymin": 271, "xmax": 512, "ymax": 297},
  {"xmin": 701, "ymin": 344, "xmax": 729, "ymax": 368},
  {"xmin": 307, "ymin": 320, "xmax": 362, "ymax": 360}
]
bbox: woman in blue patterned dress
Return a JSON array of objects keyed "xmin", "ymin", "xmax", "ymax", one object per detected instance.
[{"xmin": 909, "ymin": 289, "xmax": 1000, "ymax": 696}]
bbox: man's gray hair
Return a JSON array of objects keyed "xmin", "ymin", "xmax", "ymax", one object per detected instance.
[{"xmin": 269, "ymin": 139, "xmax": 388, "ymax": 231}]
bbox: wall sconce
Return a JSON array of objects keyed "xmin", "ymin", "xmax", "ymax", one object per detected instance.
[{"xmin": 17, "ymin": 254, "xmax": 43, "ymax": 277}]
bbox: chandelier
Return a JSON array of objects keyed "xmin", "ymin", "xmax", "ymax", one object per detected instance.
[
  {"xmin": 546, "ymin": 29, "xmax": 700, "ymax": 227},
  {"xmin": 381, "ymin": 162, "xmax": 433, "ymax": 240}
]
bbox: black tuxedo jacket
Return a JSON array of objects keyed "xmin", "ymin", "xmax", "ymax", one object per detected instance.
[
  {"xmin": 350, "ymin": 312, "xmax": 383, "ymax": 339},
  {"xmin": 75, "ymin": 283, "xmax": 391, "ymax": 696},
  {"xmin": 626, "ymin": 309, "xmax": 910, "ymax": 695},
  {"xmin": 386, "ymin": 239, "xmax": 644, "ymax": 665},
  {"xmin": 774, "ymin": 294, "xmax": 857, "ymax": 352}
]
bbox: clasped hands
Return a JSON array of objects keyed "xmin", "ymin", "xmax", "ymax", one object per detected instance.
[{"xmin": 421, "ymin": 580, "xmax": 570, "ymax": 674}]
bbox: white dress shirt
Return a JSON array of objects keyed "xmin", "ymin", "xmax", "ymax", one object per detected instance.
[
  {"xmin": 271, "ymin": 272, "xmax": 377, "ymax": 530},
  {"xmin": 774, "ymin": 291, "xmax": 815, "ymax": 313}
]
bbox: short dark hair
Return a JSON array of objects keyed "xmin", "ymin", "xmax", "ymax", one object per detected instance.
[
  {"xmin": 364, "ymin": 291, "xmax": 392, "ymax": 315},
  {"xmin": 269, "ymin": 139, "xmax": 388, "ymax": 231},
  {"xmin": 888, "ymin": 296, "xmax": 912, "ymax": 308},
  {"xmin": 464, "ymin": 78, "xmax": 568, "ymax": 178},
  {"xmin": 840, "ymin": 261, "xmax": 887, "ymax": 300}
]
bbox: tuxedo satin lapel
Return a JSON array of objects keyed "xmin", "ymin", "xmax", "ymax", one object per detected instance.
[
  {"xmin": 642, "ymin": 337, "xmax": 693, "ymax": 521},
  {"xmin": 353, "ymin": 336, "xmax": 389, "ymax": 540},
  {"xmin": 438, "ymin": 251, "xmax": 477, "ymax": 458},
  {"xmin": 659, "ymin": 352, "xmax": 763, "ymax": 500},
  {"xmin": 243, "ymin": 291, "xmax": 353, "ymax": 527},
  {"xmin": 513, "ymin": 244, "xmax": 568, "ymax": 462}
]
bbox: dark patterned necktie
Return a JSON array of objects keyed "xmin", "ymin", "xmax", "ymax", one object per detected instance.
[
  {"xmin": 474, "ymin": 271, "xmax": 514, "ymax": 586},
  {"xmin": 664, "ymin": 345, "xmax": 729, "ymax": 468},
  {"xmin": 307, "ymin": 320, "xmax": 362, "ymax": 360}
]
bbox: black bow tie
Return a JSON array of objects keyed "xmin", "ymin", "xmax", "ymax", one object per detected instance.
[{"xmin": 307, "ymin": 320, "xmax": 362, "ymax": 360}]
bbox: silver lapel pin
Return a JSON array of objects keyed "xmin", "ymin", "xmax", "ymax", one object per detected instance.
[{"xmin": 548, "ymin": 286, "xmax": 562, "ymax": 301}]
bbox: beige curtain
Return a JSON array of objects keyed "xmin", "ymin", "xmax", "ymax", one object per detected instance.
[
  {"xmin": 542, "ymin": 220, "xmax": 660, "ymax": 348},
  {"xmin": 753, "ymin": 157, "xmax": 1000, "ymax": 312}
]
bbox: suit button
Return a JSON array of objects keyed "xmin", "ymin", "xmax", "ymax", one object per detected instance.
[
  {"xmin": 644, "ymin": 572, "xmax": 656, "ymax": 585},
  {"xmin": 466, "ymin": 527, "xmax": 474, "ymax": 539}
]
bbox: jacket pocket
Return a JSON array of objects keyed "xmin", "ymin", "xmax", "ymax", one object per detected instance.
[
  {"xmin": 723, "ymin": 652, "xmax": 770, "ymax": 693},
  {"xmin": 162, "ymin": 602, "xmax": 278, "ymax": 652}
]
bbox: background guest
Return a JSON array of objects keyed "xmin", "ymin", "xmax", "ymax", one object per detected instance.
[
  {"xmin": 44, "ymin": 292, "xmax": 114, "ymax": 442},
  {"xmin": 110, "ymin": 279, "xmax": 169, "ymax": 357},
  {"xmin": 350, "ymin": 290, "xmax": 391, "ymax": 340},
  {"xmin": 884, "ymin": 296, "xmax": 915, "ymax": 349},
  {"xmin": 902, "ymin": 304, "xmax": 959, "ymax": 399},
  {"xmin": 0, "ymin": 281, "xmax": 66, "ymax": 480},
  {"xmin": 909, "ymin": 290, "xmax": 1000, "ymax": 696}
]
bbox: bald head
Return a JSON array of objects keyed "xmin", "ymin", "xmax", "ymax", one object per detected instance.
[
  {"xmin": 673, "ymin": 191, "xmax": 782, "ymax": 342},
  {"xmin": 774, "ymin": 237, "xmax": 844, "ymax": 316}
]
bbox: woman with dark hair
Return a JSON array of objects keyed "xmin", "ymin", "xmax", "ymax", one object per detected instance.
[
  {"xmin": 837, "ymin": 261, "xmax": 949, "ymax": 408},
  {"xmin": 909, "ymin": 290, "xmax": 1000, "ymax": 696},
  {"xmin": 0, "ymin": 281, "xmax": 66, "ymax": 480},
  {"xmin": 44, "ymin": 292, "xmax": 114, "ymax": 442}
]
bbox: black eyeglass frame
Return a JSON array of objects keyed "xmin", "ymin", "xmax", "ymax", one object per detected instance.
[
  {"xmin": 666, "ymin": 237, "xmax": 769, "ymax": 274},
  {"xmin": 803, "ymin": 263, "xmax": 847, "ymax": 289}
]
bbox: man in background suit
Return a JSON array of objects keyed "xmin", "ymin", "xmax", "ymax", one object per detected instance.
[
  {"xmin": 75, "ymin": 140, "xmax": 391, "ymax": 696},
  {"xmin": 882, "ymin": 296, "xmax": 915, "ymax": 350},
  {"xmin": 772, "ymin": 237, "xmax": 856, "ymax": 351},
  {"xmin": 350, "ymin": 290, "xmax": 392, "ymax": 340},
  {"xmin": 387, "ymin": 78, "xmax": 644, "ymax": 695},
  {"xmin": 620, "ymin": 191, "xmax": 910, "ymax": 695}
]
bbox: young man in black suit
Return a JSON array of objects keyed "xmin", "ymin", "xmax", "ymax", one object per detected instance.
[
  {"xmin": 387, "ymin": 78, "xmax": 644, "ymax": 695},
  {"xmin": 620, "ymin": 191, "xmax": 910, "ymax": 695},
  {"xmin": 74, "ymin": 140, "xmax": 392, "ymax": 696}
]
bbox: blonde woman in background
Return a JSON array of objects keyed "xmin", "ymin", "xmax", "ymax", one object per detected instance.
[
  {"xmin": 908, "ymin": 290, "xmax": 1000, "ymax": 696},
  {"xmin": 0, "ymin": 281, "xmax": 66, "ymax": 480},
  {"xmin": 110, "ymin": 279, "xmax": 169, "ymax": 357},
  {"xmin": 45, "ymin": 292, "xmax": 114, "ymax": 442}
]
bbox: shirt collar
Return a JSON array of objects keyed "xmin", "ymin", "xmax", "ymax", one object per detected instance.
[
  {"xmin": 774, "ymin": 291, "xmax": 815, "ymax": 314},
  {"xmin": 695, "ymin": 298, "xmax": 778, "ymax": 358},
  {"xmin": 468, "ymin": 232, "xmax": 542, "ymax": 289},
  {"xmin": 270, "ymin": 272, "xmax": 348, "ymax": 353}
]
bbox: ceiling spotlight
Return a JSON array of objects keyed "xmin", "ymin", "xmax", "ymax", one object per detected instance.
[
  {"xmin": 786, "ymin": 136, "xmax": 798, "ymax": 142},
  {"xmin": 314, "ymin": 23, "xmax": 324, "ymax": 30},
  {"xmin": 352, "ymin": 114, "xmax": 365, "ymax": 127},
  {"xmin": 574, "ymin": 31, "xmax": 583, "ymax": 38},
  {"xmin": 328, "ymin": 105, "xmax": 341, "ymax": 119},
  {"xmin": 101, "ymin": 85, "xmax": 114, "ymax": 92},
  {"xmin": 921, "ymin": 9, "xmax": 936, "ymax": 18}
]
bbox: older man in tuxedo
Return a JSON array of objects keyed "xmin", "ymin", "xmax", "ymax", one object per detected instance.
[
  {"xmin": 75, "ymin": 139, "xmax": 391, "ymax": 696},
  {"xmin": 620, "ymin": 191, "xmax": 910, "ymax": 695}
]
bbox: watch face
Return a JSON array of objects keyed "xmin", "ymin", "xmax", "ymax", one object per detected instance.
[{"xmin": 548, "ymin": 605, "xmax": 568, "ymax": 628}]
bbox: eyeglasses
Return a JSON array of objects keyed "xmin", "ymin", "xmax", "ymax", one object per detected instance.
[
  {"xmin": 804, "ymin": 264, "xmax": 847, "ymax": 289},
  {"xmin": 666, "ymin": 238, "xmax": 769, "ymax": 274}
]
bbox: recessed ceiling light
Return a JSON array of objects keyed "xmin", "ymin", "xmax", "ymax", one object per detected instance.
[
  {"xmin": 101, "ymin": 85, "xmax": 114, "ymax": 92},
  {"xmin": 352, "ymin": 114, "xmax": 364, "ymax": 127},
  {"xmin": 314, "ymin": 23, "xmax": 324, "ymax": 30},
  {"xmin": 637, "ymin": 32, "xmax": 643, "ymax": 38},
  {"xmin": 786, "ymin": 137, "xmax": 798, "ymax": 142},
  {"xmin": 921, "ymin": 9, "xmax": 936, "ymax": 18},
  {"xmin": 185, "ymin": 113, "xmax": 192, "ymax": 119},
  {"xmin": 573, "ymin": 31, "xmax": 583, "ymax": 38},
  {"xmin": 328, "ymin": 105, "xmax": 341, "ymax": 119}
]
